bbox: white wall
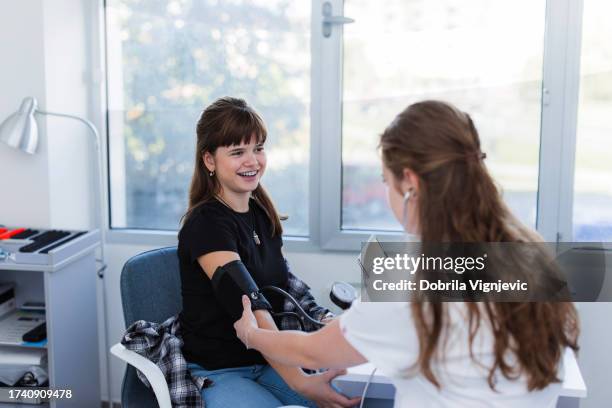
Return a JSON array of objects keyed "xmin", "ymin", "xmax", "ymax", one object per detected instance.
[
  {"xmin": 0, "ymin": 0, "xmax": 91, "ymax": 230},
  {"xmin": 1, "ymin": 1, "xmax": 611, "ymax": 407},
  {"xmin": 575, "ymin": 302, "xmax": 612, "ymax": 407},
  {"xmin": 42, "ymin": 0, "xmax": 93, "ymax": 230},
  {"xmin": 0, "ymin": 0, "xmax": 51, "ymax": 228}
]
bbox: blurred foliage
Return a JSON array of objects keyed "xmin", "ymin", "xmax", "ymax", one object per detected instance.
[
  {"xmin": 108, "ymin": 0, "xmax": 310, "ymax": 233},
  {"xmin": 107, "ymin": 0, "xmax": 612, "ymax": 240}
]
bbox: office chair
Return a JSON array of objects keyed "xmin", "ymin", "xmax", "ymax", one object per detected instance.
[{"xmin": 110, "ymin": 247, "xmax": 307, "ymax": 408}]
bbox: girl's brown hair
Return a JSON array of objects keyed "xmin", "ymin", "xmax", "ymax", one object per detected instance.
[
  {"xmin": 379, "ymin": 100, "xmax": 579, "ymax": 391},
  {"xmin": 182, "ymin": 96, "xmax": 282, "ymax": 236}
]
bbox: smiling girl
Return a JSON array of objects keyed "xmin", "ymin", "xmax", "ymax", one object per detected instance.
[{"xmin": 177, "ymin": 97, "xmax": 359, "ymax": 408}]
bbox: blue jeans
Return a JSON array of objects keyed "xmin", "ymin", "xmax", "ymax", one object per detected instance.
[{"xmin": 187, "ymin": 363, "xmax": 317, "ymax": 408}]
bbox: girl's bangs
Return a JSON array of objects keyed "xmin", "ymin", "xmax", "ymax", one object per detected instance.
[{"xmin": 219, "ymin": 110, "xmax": 267, "ymax": 147}]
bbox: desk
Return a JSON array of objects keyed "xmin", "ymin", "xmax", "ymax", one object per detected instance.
[{"xmin": 333, "ymin": 348, "xmax": 586, "ymax": 408}]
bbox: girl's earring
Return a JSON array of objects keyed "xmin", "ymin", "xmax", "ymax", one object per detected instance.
[{"xmin": 209, "ymin": 170, "xmax": 215, "ymax": 177}]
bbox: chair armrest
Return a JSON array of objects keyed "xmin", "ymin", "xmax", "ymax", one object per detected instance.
[{"xmin": 110, "ymin": 343, "xmax": 172, "ymax": 408}]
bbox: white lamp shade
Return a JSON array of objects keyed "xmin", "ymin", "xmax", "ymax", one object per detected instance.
[{"xmin": 0, "ymin": 97, "xmax": 39, "ymax": 154}]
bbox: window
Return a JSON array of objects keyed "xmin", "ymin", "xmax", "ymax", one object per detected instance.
[
  {"xmin": 106, "ymin": 0, "xmax": 311, "ymax": 235},
  {"xmin": 340, "ymin": 0, "xmax": 546, "ymax": 231},
  {"xmin": 104, "ymin": 0, "xmax": 612, "ymax": 248},
  {"xmin": 573, "ymin": 0, "xmax": 612, "ymax": 241}
]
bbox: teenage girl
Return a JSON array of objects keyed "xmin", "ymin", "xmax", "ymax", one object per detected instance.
[{"xmin": 178, "ymin": 97, "xmax": 360, "ymax": 408}]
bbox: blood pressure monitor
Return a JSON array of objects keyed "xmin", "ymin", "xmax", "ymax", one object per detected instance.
[{"xmin": 330, "ymin": 281, "xmax": 357, "ymax": 310}]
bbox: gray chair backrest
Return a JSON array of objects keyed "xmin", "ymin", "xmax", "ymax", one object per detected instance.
[
  {"xmin": 119, "ymin": 246, "xmax": 182, "ymax": 408},
  {"xmin": 121, "ymin": 246, "xmax": 183, "ymax": 326}
]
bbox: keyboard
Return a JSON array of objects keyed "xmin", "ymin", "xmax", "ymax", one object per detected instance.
[
  {"xmin": 0, "ymin": 227, "xmax": 100, "ymax": 267},
  {"xmin": 19, "ymin": 230, "xmax": 71, "ymax": 253},
  {"xmin": 10, "ymin": 229, "xmax": 39, "ymax": 240}
]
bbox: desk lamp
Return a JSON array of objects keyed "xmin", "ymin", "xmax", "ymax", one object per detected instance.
[{"xmin": 0, "ymin": 96, "xmax": 112, "ymax": 404}]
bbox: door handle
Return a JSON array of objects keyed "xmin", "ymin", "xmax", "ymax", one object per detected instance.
[{"xmin": 322, "ymin": 1, "xmax": 355, "ymax": 38}]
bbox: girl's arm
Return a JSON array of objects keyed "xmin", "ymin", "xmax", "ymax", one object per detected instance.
[
  {"xmin": 199, "ymin": 253, "xmax": 361, "ymax": 407},
  {"xmin": 235, "ymin": 295, "xmax": 368, "ymax": 369}
]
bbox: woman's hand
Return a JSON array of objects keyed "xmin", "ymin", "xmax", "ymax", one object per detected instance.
[
  {"xmin": 294, "ymin": 369, "xmax": 361, "ymax": 408},
  {"xmin": 234, "ymin": 295, "xmax": 258, "ymax": 348}
]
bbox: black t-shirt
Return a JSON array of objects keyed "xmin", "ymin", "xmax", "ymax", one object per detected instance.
[{"xmin": 178, "ymin": 198, "xmax": 289, "ymax": 369}]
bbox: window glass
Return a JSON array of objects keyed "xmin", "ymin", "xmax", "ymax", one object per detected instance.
[
  {"xmin": 341, "ymin": 0, "xmax": 546, "ymax": 231},
  {"xmin": 573, "ymin": 0, "xmax": 612, "ymax": 241},
  {"xmin": 106, "ymin": 0, "xmax": 310, "ymax": 235}
]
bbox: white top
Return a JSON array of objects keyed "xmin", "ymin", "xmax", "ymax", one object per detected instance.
[{"xmin": 339, "ymin": 299, "xmax": 563, "ymax": 408}]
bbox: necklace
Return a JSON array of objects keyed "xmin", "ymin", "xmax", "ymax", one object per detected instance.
[{"xmin": 215, "ymin": 195, "xmax": 261, "ymax": 246}]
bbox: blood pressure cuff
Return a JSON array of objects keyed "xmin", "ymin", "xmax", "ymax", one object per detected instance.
[{"xmin": 211, "ymin": 260, "xmax": 273, "ymax": 320}]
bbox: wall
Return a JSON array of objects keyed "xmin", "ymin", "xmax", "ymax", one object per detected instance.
[
  {"xmin": 0, "ymin": 1, "xmax": 611, "ymax": 406},
  {"xmin": 575, "ymin": 302, "xmax": 612, "ymax": 407},
  {"xmin": 0, "ymin": 0, "xmax": 91, "ymax": 230},
  {"xmin": 42, "ymin": 0, "xmax": 93, "ymax": 230},
  {"xmin": 0, "ymin": 0, "xmax": 51, "ymax": 228}
]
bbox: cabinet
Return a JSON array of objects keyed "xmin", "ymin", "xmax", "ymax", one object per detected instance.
[{"xmin": 0, "ymin": 233, "xmax": 100, "ymax": 407}]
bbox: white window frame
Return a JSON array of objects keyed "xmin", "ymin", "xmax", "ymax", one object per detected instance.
[
  {"xmin": 90, "ymin": 0, "xmax": 586, "ymax": 252},
  {"xmin": 317, "ymin": 0, "xmax": 585, "ymax": 250},
  {"xmin": 536, "ymin": 0, "xmax": 583, "ymax": 243}
]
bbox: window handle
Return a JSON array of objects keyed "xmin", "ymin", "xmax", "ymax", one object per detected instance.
[{"xmin": 322, "ymin": 1, "xmax": 355, "ymax": 38}]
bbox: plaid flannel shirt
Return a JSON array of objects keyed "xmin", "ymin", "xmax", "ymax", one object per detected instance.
[
  {"xmin": 277, "ymin": 261, "xmax": 334, "ymax": 331},
  {"xmin": 121, "ymin": 315, "xmax": 211, "ymax": 408},
  {"xmin": 121, "ymin": 263, "xmax": 331, "ymax": 407}
]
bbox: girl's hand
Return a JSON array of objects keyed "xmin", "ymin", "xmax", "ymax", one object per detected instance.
[
  {"xmin": 321, "ymin": 314, "xmax": 335, "ymax": 324},
  {"xmin": 234, "ymin": 295, "xmax": 258, "ymax": 348}
]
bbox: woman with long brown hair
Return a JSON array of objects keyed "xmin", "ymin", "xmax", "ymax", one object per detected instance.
[
  {"xmin": 233, "ymin": 100, "xmax": 579, "ymax": 407},
  {"xmin": 178, "ymin": 97, "xmax": 360, "ymax": 407}
]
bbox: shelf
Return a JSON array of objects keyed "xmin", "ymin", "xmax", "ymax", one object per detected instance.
[
  {"xmin": 1, "ymin": 235, "xmax": 101, "ymax": 406},
  {"xmin": 0, "ymin": 342, "xmax": 46, "ymax": 350},
  {"xmin": 0, "ymin": 311, "xmax": 46, "ymax": 350}
]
